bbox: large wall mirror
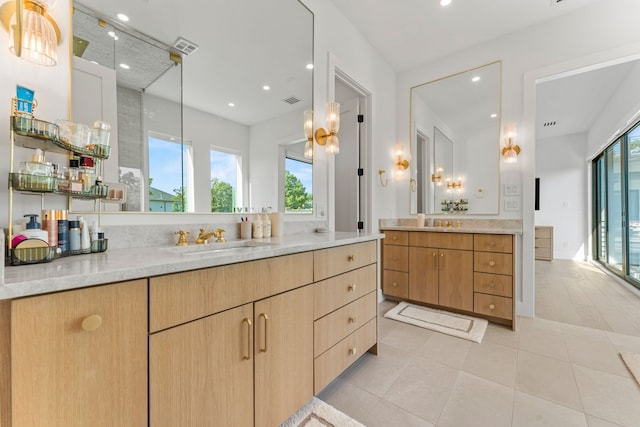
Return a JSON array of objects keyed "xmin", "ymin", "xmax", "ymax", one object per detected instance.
[
  {"xmin": 70, "ymin": 0, "xmax": 314, "ymax": 214},
  {"xmin": 410, "ymin": 61, "xmax": 501, "ymax": 215}
]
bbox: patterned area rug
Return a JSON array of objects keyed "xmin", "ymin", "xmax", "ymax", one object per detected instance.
[
  {"xmin": 621, "ymin": 352, "xmax": 640, "ymax": 387},
  {"xmin": 384, "ymin": 301, "xmax": 488, "ymax": 343},
  {"xmin": 281, "ymin": 398, "xmax": 365, "ymax": 427}
]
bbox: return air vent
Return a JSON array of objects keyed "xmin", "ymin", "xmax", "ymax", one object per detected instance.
[
  {"xmin": 543, "ymin": 121, "xmax": 557, "ymax": 127},
  {"xmin": 172, "ymin": 37, "xmax": 199, "ymax": 55},
  {"xmin": 282, "ymin": 96, "xmax": 302, "ymax": 105}
]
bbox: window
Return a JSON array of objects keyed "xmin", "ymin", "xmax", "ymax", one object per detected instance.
[
  {"xmin": 284, "ymin": 153, "xmax": 312, "ymax": 213},
  {"xmin": 148, "ymin": 133, "xmax": 193, "ymax": 212},
  {"xmin": 593, "ymin": 121, "xmax": 640, "ymax": 289},
  {"xmin": 210, "ymin": 146, "xmax": 242, "ymax": 213}
]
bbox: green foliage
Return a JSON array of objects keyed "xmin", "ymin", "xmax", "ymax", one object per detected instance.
[
  {"xmin": 211, "ymin": 178, "xmax": 234, "ymax": 212},
  {"xmin": 172, "ymin": 186, "xmax": 186, "ymax": 212},
  {"xmin": 285, "ymin": 170, "xmax": 312, "ymax": 211}
]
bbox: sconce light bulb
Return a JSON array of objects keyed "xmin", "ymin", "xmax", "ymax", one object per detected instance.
[{"xmin": 325, "ymin": 134, "xmax": 339, "ymax": 155}]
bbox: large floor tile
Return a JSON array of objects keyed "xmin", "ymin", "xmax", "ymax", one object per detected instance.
[
  {"xmin": 586, "ymin": 415, "xmax": 625, "ymax": 427},
  {"xmin": 484, "ymin": 322, "xmax": 519, "ymax": 348},
  {"xmin": 436, "ymin": 372, "xmax": 513, "ymax": 427},
  {"xmin": 383, "ymin": 357, "xmax": 459, "ymax": 423},
  {"xmin": 339, "ymin": 342, "xmax": 413, "ymax": 397},
  {"xmin": 573, "ymin": 364, "xmax": 640, "ymax": 426},
  {"xmin": 512, "ymin": 391, "xmax": 588, "ymax": 427},
  {"xmin": 378, "ymin": 318, "xmax": 433, "ymax": 354},
  {"xmin": 563, "ymin": 333, "xmax": 630, "ymax": 378},
  {"xmin": 359, "ymin": 399, "xmax": 435, "ymax": 427},
  {"xmin": 518, "ymin": 325, "xmax": 569, "ymax": 361},
  {"xmin": 606, "ymin": 331, "xmax": 640, "ymax": 354},
  {"xmin": 462, "ymin": 341, "xmax": 517, "ymax": 387},
  {"xmin": 417, "ymin": 331, "xmax": 472, "ymax": 368},
  {"xmin": 316, "ymin": 377, "xmax": 380, "ymax": 426},
  {"xmin": 515, "ymin": 350, "xmax": 583, "ymax": 411}
]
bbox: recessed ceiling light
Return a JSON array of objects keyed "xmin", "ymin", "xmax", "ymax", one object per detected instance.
[
  {"xmin": 263, "ymin": 85, "xmax": 270, "ymax": 91},
  {"xmin": 107, "ymin": 31, "xmax": 118, "ymax": 40},
  {"xmin": 116, "ymin": 13, "xmax": 129, "ymax": 22},
  {"xmin": 228, "ymin": 102, "xmax": 235, "ymax": 107},
  {"xmin": 490, "ymin": 113, "xmax": 497, "ymax": 118},
  {"xmin": 306, "ymin": 63, "xmax": 314, "ymax": 70},
  {"xmin": 472, "ymin": 76, "xmax": 480, "ymax": 82},
  {"xmin": 440, "ymin": 0, "xmax": 452, "ymax": 6},
  {"xmin": 119, "ymin": 63, "xmax": 130, "ymax": 70}
]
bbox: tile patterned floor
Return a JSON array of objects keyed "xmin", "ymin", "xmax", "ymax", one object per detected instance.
[{"xmin": 318, "ymin": 260, "xmax": 640, "ymax": 427}]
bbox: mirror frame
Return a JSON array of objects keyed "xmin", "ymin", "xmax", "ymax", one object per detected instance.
[{"xmin": 409, "ymin": 60, "xmax": 502, "ymax": 215}]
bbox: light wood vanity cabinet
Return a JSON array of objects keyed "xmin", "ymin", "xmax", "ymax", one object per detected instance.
[
  {"xmin": 535, "ymin": 226, "xmax": 553, "ymax": 260},
  {"xmin": 313, "ymin": 241, "xmax": 378, "ymax": 394},
  {"xmin": 382, "ymin": 230, "xmax": 515, "ymax": 329},
  {"xmin": 1, "ymin": 280, "xmax": 148, "ymax": 427}
]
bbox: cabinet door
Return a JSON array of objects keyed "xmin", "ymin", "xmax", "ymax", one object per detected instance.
[
  {"xmin": 149, "ymin": 303, "xmax": 254, "ymax": 427},
  {"xmin": 254, "ymin": 285, "xmax": 314, "ymax": 427},
  {"xmin": 409, "ymin": 246, "xmax": 439, "ymax": 304},
  {"xmin": 438, "ymin": 249, "xmax": 474, "ymax": 311},
  {"xmin": 11, "ymin": 280, "xmax": 147, "ymax": 427}
]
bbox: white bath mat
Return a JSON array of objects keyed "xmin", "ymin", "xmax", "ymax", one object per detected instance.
[
  {"xmin": 621, "ymin": 352, "xmax": 640, "ymax": 387},
  {"xmin": 280, "ymin": 397, "xmax": 365, "ymax": 427},
  {"xmin": 384, "ymin": 301, "xmax": 488, "ymax": 343}
]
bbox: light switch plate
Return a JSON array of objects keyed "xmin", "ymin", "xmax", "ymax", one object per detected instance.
[{"xmin": 504, "ymin": 198, "xmax": 520, "ymax": 211}]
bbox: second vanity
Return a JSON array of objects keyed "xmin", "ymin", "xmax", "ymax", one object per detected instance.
[
  {"xmin": 380, "ymin": 218, "xmax": 521, "ymax": 331},
  {"xmin": 0, "ymin": 232, "xmax": 381, "ymax": 427}
]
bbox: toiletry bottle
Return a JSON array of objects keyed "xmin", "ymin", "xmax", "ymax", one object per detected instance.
[
  {"xmin": 68, "ymin": 220, "xmax": 81, "ymax": 254},
  {"xmin": 57, "ymin": 209, "xmax": 69, "ymax": 255},
  {"xmin": 263, "ymin": 213, "xmax": 271, "ymax": 238},
  {"xmin": 78, "ymin": 216, "xmax": 91, "ymax": 254},
  {"xmin": 252, "ymin": 217, "xmax": 263, "ymax": 239},
  {"xmin": 41, "ymin": 209, "xmax": 58, "ymax": 249},
  {"xmin": 21, "ymin": 214, "xmax": 49, "ymax": 242}
]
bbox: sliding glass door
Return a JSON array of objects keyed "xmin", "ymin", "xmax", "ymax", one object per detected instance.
[{"xmin": 594, "ymin": 122, "xmax": 640, "ymax": 289}]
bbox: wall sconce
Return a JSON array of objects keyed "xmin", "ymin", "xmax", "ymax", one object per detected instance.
[
  {"xmin": 378, "ymin": 169, "xmax": 388, "ymax": 187},
  {"xmin": 394, "ymin": 144, "xmax": 409, "ymax": 180},
  {"xmin": 315, "ymin": 102, "xmax": 340, "ymax": 155},
  {"xmin": 502, "ymin": 123, "xmax": 520, "ymax": 163},
  {"xmin": 431, "ymin": 167, "xmax": 443, "ymax": 185},
  {"xmin": 0, "ymin": 0, "xmax": 61, "ymax": 66},
  {"xmin": 303, "ymin": 110, "xmax": 313, "ymax": 159},
  {"xmin": 446, "ymin": 178, "xmax": 463, "ymax": 189}
]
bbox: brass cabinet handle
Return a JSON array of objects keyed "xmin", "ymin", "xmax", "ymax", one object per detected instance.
[
  {"xmin": 243, "ymin": 318, "xmax": 252, "ymax": 360},
  {"xmin": 489, "ymin": 261, "xmax": 496, "ymax": 267},
  {"xmin": 432, "ymin": 252, "xmax": 436, "ymax": 257},
  {"xmin": 259, "ymin": 313, "xmax": 269, "ymax": 353},
  {"xmin": 349, "ymin": 348, "xmax": 357, "ymax": 355},
  {"xmin": 348, "ymin": 284, "xmax": 357, "ymax": 292},
  {"xmin": 440, "ymin": 253, "xmax": 444, "ymax": 257},
  {"xmin": 490, "ymin": 241, "xmax": 496, "ymax": 247},
  {"xmin": 348, "ymin": 316, "xmax": 356, "ymax": 323},
  {"xmin": 489, "ymin": 283, "xmax": 496, "ymax": 288},
  {"xmin": 81, "ymin": 314, "xmax": 102, "ymax": 332},
  {"xmin": 392, "ymin": 282, "xmax": 398, "ymax": 287},
  {"xmin": 392, "ymin": 236, "xmax": 398, "ymax": 241},
  {"xmin": 489, "ymin": 304, "xmax": 496, "ymax": 310},
  {"xmin": 347, "ymin": 254, "xmax": 356, "ymax": 262}
]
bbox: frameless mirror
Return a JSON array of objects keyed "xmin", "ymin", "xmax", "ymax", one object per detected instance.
[
  {"xmin": 410, "ymin": 61, "xmax": 501, "ymax": 214},
  {"xmin": 70, "ymin": 0, "xmax": 314, "ymax": 213}
]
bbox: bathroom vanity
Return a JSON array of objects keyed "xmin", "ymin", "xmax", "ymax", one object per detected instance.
[
  {"xmin": 380, "ymin": 219, "xmax": 521, "ymax": 330},
  {"xmin": 0, "ymin": 233, "xmax": 380, "ymax": 427}
]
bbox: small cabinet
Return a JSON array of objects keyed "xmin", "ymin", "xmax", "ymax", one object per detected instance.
[
  {"xmin": 6, "ymin": 280, "xmax": 147, "ymax": 427},
  {"xmin": 535, "ymin": 226, "xmax": 553, "ymax": 261},
  {"xmin": 382, "ymin": 231, "xmax": 409, "ymax": 298}
]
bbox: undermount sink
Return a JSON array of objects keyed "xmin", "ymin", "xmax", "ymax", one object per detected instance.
[{"xmin": 166, "ymin": 239, "xmax": 275, "ymax": 255}]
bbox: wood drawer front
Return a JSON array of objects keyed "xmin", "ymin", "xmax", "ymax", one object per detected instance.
[
  {"xmin": 149, "ymin": 252, "xmax": 312, "ymax": 332},
  {"xmin": 474, "ymin": 272, "xmax": 512, "ymax": 298},
  {"xmin": 382, "ymin": 270, "xmax": 408, "ymax": 299},
  {"xmin": 535, "ymin": 247, "xmax": 552, "ymax": 259},
  {"xmin": 383, "ymin": 231, "xmax": 408, "ymax": 246},
  {"xmin": 474, "ymin": 234, "xmax": 513, "ymax": 253},
  {"xmin": 474, "ymin": 252, "xmax": 513, "ymax": 276},
  {"xmin": 314, "ymin": 319, "xmax": 377, "ymax": 394},
  {"xmin": 383, "ymin": 245, "xmax": 408, "ymax": 272},
  {"xmin": 409, "ymin": 232, "xmax": 473, "ymax": 250},
  {"xmin": 474, "ymin": 293, "xmax": 513, "ymax": 320},
  {"xmin": 535, "ymin": 238, "xmax": 551, "ymax": 249},
  {"xmin": 314, "ymin": 292, "xmax": 377, "ymax": 357},
  {"xmin": 535, "ymin": 226, "xmax": 552, "ymax": 238},
  {"xmin": 314, "ymin": 264, "xmax": 377, "ymax": 320},
  {"xmin": 314, "ymin": 241, "xmax": 377, "ymax": 281}
]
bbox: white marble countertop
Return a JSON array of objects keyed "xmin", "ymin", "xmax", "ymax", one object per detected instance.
[
  {"xmin": 379, "ymin": 218, "xmax": 522, "ymax": 235},
  {"xmin": 2, "ymin": 232, "xmax": 383, "ymax": 300}
]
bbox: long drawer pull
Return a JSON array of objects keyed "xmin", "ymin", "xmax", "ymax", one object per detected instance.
[
  {"xmin": 259, "ymin": 313, "xmax": 269, "ymax": 353},
  {"xmin": 81, "ymin": 314, "xmax": 102, "ymax": 332},
  {"xmin": 243, "ymin": 318, "xmax": 252, "ymax": 360}
]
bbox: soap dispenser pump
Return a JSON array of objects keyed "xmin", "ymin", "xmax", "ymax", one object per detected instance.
[{"xmin": 22, "ymin": 214, "xmax": 48, "ymax": 242}]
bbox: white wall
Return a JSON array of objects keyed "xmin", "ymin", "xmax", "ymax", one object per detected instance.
[
  {"xmin": 535, "ymin": 132, "xmax": 588, "ymax": 260},
  {"xmin": 397, "ymin": 0, "xmax": 640, "ymax": 317}
]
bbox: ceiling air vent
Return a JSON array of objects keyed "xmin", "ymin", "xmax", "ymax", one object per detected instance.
[
  {"xmin": 172, "ymin": 37, "xmax": 199, "ymax": 55},
  {"xmin": 550, "ymin": 0, "xmax": 565, "ymax": 6},
  {"xmin": 543, "ymin": 121, "xmax": 557, "ymax": 127},
  {"xmin": 283, "ymin": 96, "xmax": 302, "ymax": 105}
]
